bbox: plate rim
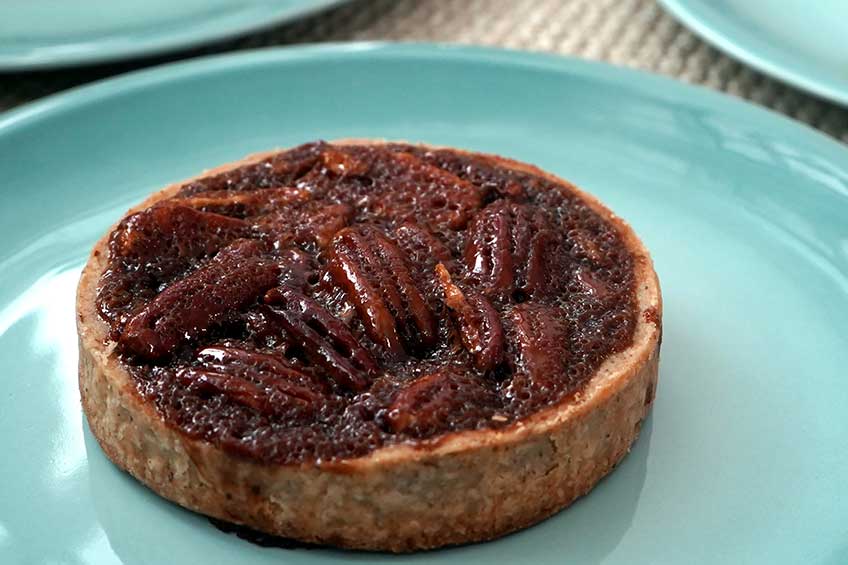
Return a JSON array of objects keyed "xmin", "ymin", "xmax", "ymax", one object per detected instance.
[
  {"xmin": 658, "ymin": 0, "xmax": 848, "ymax": 106},
  {"xmin": 2, "ymin": 41, "xmax": 847, "ymax": 171},
  {"xmin": 0, "ymin": 0, "xmax": 347, "ymax": 71}
]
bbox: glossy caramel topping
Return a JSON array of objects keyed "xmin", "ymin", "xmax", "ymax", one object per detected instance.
[{"xmin": 97, "ymin": 142, "xmax": 637, "ymax": 464}]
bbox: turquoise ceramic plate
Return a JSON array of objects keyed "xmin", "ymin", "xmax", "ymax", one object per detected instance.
[
  {"xmin": 1, "ymin": 43, "xmax": 847, "ymax": 565},
  {"xmin": 659, "ymin": 0, "xmax": 848, "ymax": 105},
  {"xmin": 0, "ymin": 0, "xmax": 345, "ymax": 70}
]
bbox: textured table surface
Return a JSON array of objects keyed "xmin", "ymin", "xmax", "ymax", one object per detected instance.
[{"xmin": 2, "ymin": 0, "xmax": 847, "ymax": 144}]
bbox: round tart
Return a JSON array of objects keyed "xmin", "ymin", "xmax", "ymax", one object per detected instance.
[{"xmin": 77, "ymin": 140, "xmax": 661, "ymax": 552}]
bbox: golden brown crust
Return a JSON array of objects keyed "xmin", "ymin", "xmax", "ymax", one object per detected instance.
[{"xmin": 77, "ymin": 140, "xmax": 661, "ymax": 552}]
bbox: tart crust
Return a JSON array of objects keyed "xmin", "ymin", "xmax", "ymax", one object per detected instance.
[{"xmin": 77, "ymin": 140, "xmax": 661, "ymax": 552}]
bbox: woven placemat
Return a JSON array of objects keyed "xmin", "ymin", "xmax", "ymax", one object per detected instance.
[{"xmin": 2, "ymin": 0, "xmax": 847, "ymax": 143}]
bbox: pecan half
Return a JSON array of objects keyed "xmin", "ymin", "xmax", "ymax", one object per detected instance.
[
  {"xmin": 382, "ymin": 152, "xmax": 484, "ymax": 230},
  {"xmin": 322, "ymin": 150, "xmax": 483, "ymax": 230},
  {"xmin": 177, "ymin": 368, "xmax": 271, "ymax": 413},
  {"xmin": 261, "ymin": 287, "xmax": 377, "ymax": 392},
  {"xmin": 176, "ymin": 143, "xmax": 323, "ymax": 196},
  {"xmin": 392, "ymin": 221, "xmax": 456, "ymax": 310},
  {"xmin": 275, "ymin": 246, "xmax": 321, "ymax": 291},
  {"xmin": 464, "ymin": 201, "xmax": 558, "ymax": 299},
  {"xmin": 465, "ymin": 202, "xmax": 513, "ymax": 292},
  {"xmin": 297, "ymin": 203, "xmax": 355, "ymax": 249},
  {"xmin": 386, "ymin": 370, "xmax": 496, "ymax": 435},
  {"xmin": 176, "ymin": 345, "xmax": 325, "ymax": 416},
  {"xmin": 397, "ymin": 146, "xmax": 530, "ymax": 201},
  {"xmin": 173, "ymin": 187, "xmax": 310, "ymax": 218},
  {"xmin": 320, "ymin": 147, "xmax": 371, "ymax": 177},
  {"xmin": 98, "ymin": 204, "xmax": 254, "ymax": 333},
  {"xmin": 196, "ymin": 345, "xmax": 327, "ymax": 396},
  {"xmin": 257, "ymin": 201, "xmax": 354, "ymax": 250},
  {"xmin": 328, "ymin": 226, "xmax": 438, "ymax": 358},
  {"xmin": 291, "ymin": 145, "xmax": 374, "ymax": 197},
  {"xmin": 107, "ymin": 204, "xmax": 250, "ymax": 278},
  {"xmin": 508, "ymin": 302, "xmax": 570, "ymax": 390},
  {"xmin": 522, "ymin": 229, "xmax": 558, "ymax": 298},
  {"xmin": 435, "ymin": 263, "xmax": 504, "ymax": 372},
  {"xmin": 119, "ymin": 239, "xmax": 278, "ymax": 361},
  {"xmin": 567, "ymin": 228, "xmax": 605, "ymax": 263},
  {"xmin": 574, "ymin": 266, "xmax": 609, "ymax": 299},
  {"xmin": 394, "ymin": 221, "xmax": 455, "ymax": 274},
  {"xmin": 176, "ymin": 362, "xmax": 322, "ymax": 417}
]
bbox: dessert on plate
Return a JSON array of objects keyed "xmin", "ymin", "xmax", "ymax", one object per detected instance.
[{"xmin": 77, "ymin": 140, "xmax": 661, "ymax": 552}]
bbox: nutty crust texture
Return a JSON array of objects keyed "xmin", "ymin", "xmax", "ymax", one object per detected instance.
[{"xmin": 77, "ymin": 140, "xmax": 661, "ymax": 552}]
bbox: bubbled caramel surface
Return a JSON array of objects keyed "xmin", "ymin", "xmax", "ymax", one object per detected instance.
[{"xmin": 96, "ymin": 142, "xmax": 637, "ymax": 464}]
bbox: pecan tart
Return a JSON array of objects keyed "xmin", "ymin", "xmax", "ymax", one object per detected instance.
[{"xmin": 77, "ymin": 140, "xmax": 661, "ymax": 552}]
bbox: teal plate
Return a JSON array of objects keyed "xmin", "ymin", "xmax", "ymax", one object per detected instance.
[
  {"xmin": 1, "ymin": 43, "xmax": 847, "ymax": 564},
  {"xmin": 659, "ymin": 0, "xmax": 848, "ymax": 106},
  {"xmin": 0, "ymin": 0, "xmax": 345, "ymax": 70}
]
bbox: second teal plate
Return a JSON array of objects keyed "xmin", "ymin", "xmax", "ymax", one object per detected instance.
[
  {"xmin": 660, "ymin": 0, "xmax": 848, "ymax": 105},
  {"xmin": 1, "ymin": 44, "xmax": 847, "ymax": 564},
  {"xmin": 0, "ymin": 0, "xmax": 345, "ymax": 69}
]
